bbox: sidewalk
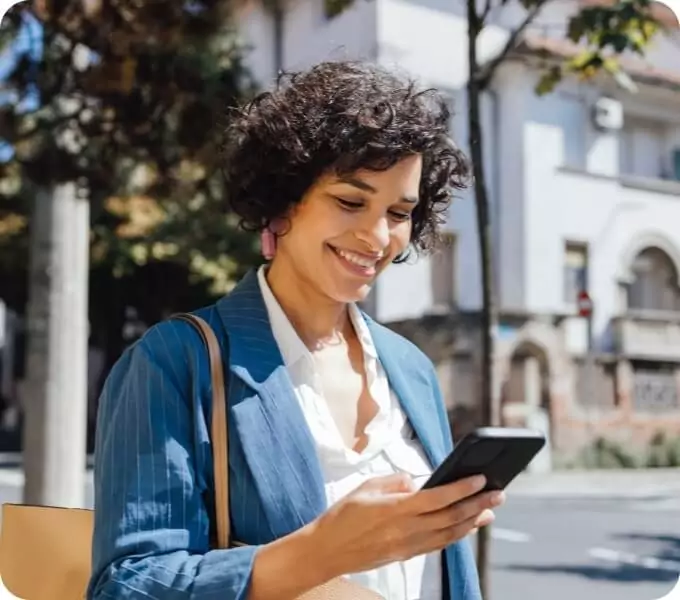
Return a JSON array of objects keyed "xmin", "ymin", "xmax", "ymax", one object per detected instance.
[
  {"xmin": 0, "ymin": 454, "xmax": 94, "ymax": 488},
  {"xmin": 0, "ymin": 453, "xmax": 95, "ymax": 468},
  {"xmin": 511, "ymin": 467, "xmax": 680, "ymax": 499},
  {"xmin": 0, "ymin": 460, "xmax": 677, "ymax": 499}
]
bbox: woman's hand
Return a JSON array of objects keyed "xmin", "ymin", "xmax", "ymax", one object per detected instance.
[
  {"xmin": 311, "ymin": 473, "xmax": 504, "ymax": 577},
  {"xmin": 248, "ymin": 473, "xmax": 503, "ymax": 600}
]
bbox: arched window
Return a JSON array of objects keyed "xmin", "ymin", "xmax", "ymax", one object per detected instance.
[{"xmin": 628, "ymin": 247, "xmax": 680, "ymax": 312}]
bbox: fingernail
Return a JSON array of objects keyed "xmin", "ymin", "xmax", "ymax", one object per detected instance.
[
  {"xmin": 490, "ymin": 490, "xmax": 505, "ymax": 506},
  {"xmin": 475, "ymin": 509, "xmax": 495, "ymax": 528}
]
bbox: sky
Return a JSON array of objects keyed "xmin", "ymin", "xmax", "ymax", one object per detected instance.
[{"xmin": 0, "ymin": 10, "xmax": 42, "ymax": 161}]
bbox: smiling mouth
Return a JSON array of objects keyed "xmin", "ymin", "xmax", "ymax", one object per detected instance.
[{"xmin": 327, "ymin": 244, "xmax": 382, "ymax": 276}]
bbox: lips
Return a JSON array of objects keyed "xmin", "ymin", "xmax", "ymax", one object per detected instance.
[{"xmin": 327, "ymin": 244, "xmax": 381, "ymax": 277}]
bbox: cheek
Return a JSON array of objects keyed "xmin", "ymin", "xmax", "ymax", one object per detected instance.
[
  {"xmin": 296, "ymin": 206, "xmax": 345, "ymax": 242},
  {"xmin": 391, "ymin": 223, "xmax": 412, "ymax": 255}
]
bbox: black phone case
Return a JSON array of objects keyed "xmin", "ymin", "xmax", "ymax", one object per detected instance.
[{"xmin": 422, "ymin": 427, "xmax": 546, "ymax": 491}]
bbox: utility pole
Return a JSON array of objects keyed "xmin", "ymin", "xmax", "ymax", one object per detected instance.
[
  {"xmin": 23, "ymin": 183, "xmax": 90, "ymax": 508},
  {"xmin": 577, "ymin": 289, "xmax": 595, "ymax": 432}
]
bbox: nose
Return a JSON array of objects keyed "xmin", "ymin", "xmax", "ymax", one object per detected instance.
[{"xmin": 356, "ymin": 215, "xmax": 390, "ymax": 251}]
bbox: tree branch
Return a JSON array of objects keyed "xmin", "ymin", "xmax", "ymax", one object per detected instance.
[
  {"xmin": 481, "ymin": 0, "xmax": 493, "ymax": 26},
  {"xmin": 476, "ymin": 0, "xmax": 550, "ymax": 88}
]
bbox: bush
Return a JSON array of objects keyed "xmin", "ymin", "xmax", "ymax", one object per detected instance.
[
  {"xmin": 645, "ymin": 431, "xmax": 680, "ymax": 468},
  {"xmin": 570, "ymin": 433, "xmax": 680, "ymax": 470},
  {"xmin": 577, "ymin": 437, "xmax": 640, "ymax": 469}
]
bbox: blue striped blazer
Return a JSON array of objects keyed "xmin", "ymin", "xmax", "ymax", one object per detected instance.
[{"xmin": 87, "ymin": 269, "xmax": 481, "ymax": 600}]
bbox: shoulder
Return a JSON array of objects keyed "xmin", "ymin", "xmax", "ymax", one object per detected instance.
[
  {"xmin": 108, "ymin": 304, "xmax": 223, "ymax": 390},
  {"xmin": 141, "ymin": 305, "xmax": 222, "ymax": 354}
]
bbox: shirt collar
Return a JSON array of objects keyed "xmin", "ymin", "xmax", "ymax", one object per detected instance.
[
  {"xmin": 257, "ymin": 265, "xmax": 379, "ymax": 365},
  {"xmin": 348, "ymin": 303, "xmax": 378, "ymax": 360},
  {"xmin": 257, "ymin": 265, "xmax": 310, "ymax": 368}
]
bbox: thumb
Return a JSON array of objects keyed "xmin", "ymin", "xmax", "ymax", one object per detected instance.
[{"xmin": 359, "ymin": 473, "xmax": 417, "ymax": 495}]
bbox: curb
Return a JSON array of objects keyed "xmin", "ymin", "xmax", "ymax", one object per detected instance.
[{"xmin": 510, "ymin": 468, "xmax": 680, "ymax": 499}]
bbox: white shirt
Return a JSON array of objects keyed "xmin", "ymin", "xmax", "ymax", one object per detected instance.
[{"xmin": 257, "ymin": 266, "xmax": 443, "ymax": 600}]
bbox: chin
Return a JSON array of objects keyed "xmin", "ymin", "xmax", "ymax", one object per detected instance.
[{"xmin": 328, "ymin": 281, "xmax": 373, "ymax": 304}]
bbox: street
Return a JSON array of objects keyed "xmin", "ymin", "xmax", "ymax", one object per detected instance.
[
  {"xmin": 486, "ymin": 494, "xmax": 680, "ymax": 600},
  {"xmin": 0, "ymin": 468, "xmax": 679, "ymax": 600}
]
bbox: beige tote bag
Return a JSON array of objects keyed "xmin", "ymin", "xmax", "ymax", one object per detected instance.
[{"xmin": 0, "ymin": 314, "xmax": 382, "ymax": 599}]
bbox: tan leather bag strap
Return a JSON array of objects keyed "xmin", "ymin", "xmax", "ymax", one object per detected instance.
[{"xmin": 172, "ymin": 313, "xmax": 230, "ymax": 550}]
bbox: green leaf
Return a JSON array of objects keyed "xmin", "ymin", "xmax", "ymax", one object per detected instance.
[
  {"xmin": 570, "ymin": 50, "xmax": 598, "ymax": 70},
  {"xmin": 600, "ymin": 32, "xmax": 633, "ymax": 53},
  {"xmin": 567, "ymin": 15, "xmax": 586, "ymax": 42},
  {"xmin": 535, "ymin": 66, "xmax": 562, "ymax": 96},
  {"xmin": 0, "ymin": 0, "xmax": 261, "ymax": 297},
  {"xmin": 324, "ymin": 0, "xmax": 354, "ymax": 18}
]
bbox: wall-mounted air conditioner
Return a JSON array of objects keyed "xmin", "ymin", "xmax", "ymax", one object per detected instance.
[{"xmin": 592, "ymin": 97, "xmax": 624, "ymax": 131}]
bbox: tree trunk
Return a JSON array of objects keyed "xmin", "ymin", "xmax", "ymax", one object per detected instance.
[
  {"xmin": 467, "ymin": 0, "xmax": 501, "ymax": 597},
  {"xmin": 23, "ymin": 182, "xmax": 90, "ymax": 508},
  {"xmin": 272, "ymin": 1, "xmax": 284, "ymax": 74}
]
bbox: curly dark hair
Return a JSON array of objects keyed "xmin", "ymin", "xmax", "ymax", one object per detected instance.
[{"xmin": 221, "ymin": 61, "xmax": 470, "ymax": 258}]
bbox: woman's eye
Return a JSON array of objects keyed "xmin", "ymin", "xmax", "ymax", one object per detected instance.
[
  {"xmin": 336, "ymin": 198, "xmax": 363, "ymax": 210},
  {"xmin": 389, "ymin": 211, "xmax": 411, "ymax": 222}
]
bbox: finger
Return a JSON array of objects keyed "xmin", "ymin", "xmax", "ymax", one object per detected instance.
[
  {"xmin": 358, "ymin": 473, "xmax": 417, "ymax": 496},
  {"xmin": 397, "ymin": 508, "xmax": 497, "ymax": 562},
  {"xmin": 421, "ymin": 489, "xmax": 504, "ymax": 531},
  {"xmin": 473, "ymin": 508, "xmax": 495, "ymax": 529},
  {"xmin": 408, "ymin": 475, "xmax": 487, "ymax": 514},
  {"xmin": 429, "ymin": 508, "xmax": 496, "ymax": 553}
]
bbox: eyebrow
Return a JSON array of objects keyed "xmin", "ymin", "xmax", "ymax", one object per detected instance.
[{"xmin": 336, "ymin": 175, "xmax": 419, "ymax": 204}]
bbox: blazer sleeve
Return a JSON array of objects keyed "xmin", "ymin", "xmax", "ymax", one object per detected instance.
[{"xmin": 87, "ymin": 326, "xmax": 258, "ymax": 600}]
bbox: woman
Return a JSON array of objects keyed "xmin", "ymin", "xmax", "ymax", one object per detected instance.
[{"xmin": 87, "ymin": 61, "xmax": 505, "ymax": 600}]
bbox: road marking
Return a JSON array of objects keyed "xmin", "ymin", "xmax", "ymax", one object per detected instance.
[
  {"xmin": 492, "ymin": 528, "xmax": 532, "ymax": 543},
  {"xmin": 628, "ymin": 498, "xmax": 680, "ymax": 512},
  {"xmin": 589, "ymin": 547, "xmax": 680, "ymax": 573}
]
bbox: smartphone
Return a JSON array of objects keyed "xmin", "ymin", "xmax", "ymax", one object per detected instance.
[{"xmin": 421, "ymin": 427, "xmax": 546, "ymax": 491}]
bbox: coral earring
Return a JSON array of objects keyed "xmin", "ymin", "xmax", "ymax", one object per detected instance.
[{"xmin": 261, "ymin": 228, "xmax": 277, "ymax": 260}]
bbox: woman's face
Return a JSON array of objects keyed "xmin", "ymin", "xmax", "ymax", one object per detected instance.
[{"xmin": 274, "ymin": 154, "xmax": 421, "ymax": 303}]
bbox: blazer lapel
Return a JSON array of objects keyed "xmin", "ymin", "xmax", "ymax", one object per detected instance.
[
  {"xmin": 366, "ymin": 317, "xmax": 448, "ymax": 468},
  {"xmin": 367, "ymin": 317, "xmax": 481, "ymax": 600},
  {"xmin": 215, "ymin": 270, "xmax": 326, "ymax": 538},
  {"xmin": 215, "ymin": 281, "xmax": 477, "ymax": 598}
]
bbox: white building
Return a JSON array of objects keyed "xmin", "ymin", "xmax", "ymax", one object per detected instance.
[{"xmin": 235, "ymin": 0, "xmax": 680, "ymax": 460}]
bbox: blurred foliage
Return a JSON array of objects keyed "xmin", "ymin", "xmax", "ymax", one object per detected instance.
[
  {"xmin": 0, "ymin": 0, "xmax": 262, "ymax": 306},
  {"xmin": 646, "ymin": 431, "xmax": 680, "ymax": 468},
  {"xmin": 534, "ymin": 0, "xmax": 662, "ymax": 95},
  {"xmin": 577, "ymin": 436, "xmax": 641, "ymax": 469},
  {"xmin": 458, "ymin": 0, "xmax": 665, "ymax": 95},
  {"xmin": 330, "ymin": 0, "xmax": 665, "ymax": 95},
  {"xmin": 569, "ymin": 432, "xmax": 680, "ymax": 469},
  {"xmin": 324, "ymin": 0, "xmax": 355, "ymax": 19}
]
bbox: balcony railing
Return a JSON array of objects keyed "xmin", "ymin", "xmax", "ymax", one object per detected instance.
[{"xmin": 612, "ymin": 311, "xmax": 680, "ymax": 360}]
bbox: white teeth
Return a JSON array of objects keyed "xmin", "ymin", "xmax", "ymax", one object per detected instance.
[{"xmin": 336, "ymin": 249, "xmax": 378, "ymax": 268}]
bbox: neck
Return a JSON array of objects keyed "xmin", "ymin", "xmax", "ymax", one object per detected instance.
[{"xmin": 265, "ymin": 259, "xmax": 351, "ymax": 349}]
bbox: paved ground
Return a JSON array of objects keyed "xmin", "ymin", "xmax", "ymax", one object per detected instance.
[
  {"xmin": 1, "ymin": 467, "xmax": 679, "ymax": 600},
  {"xmin": 477, "ymin": 469, "xmax": 680, "ymax": 600},
  {"xmin": 482, "ymin": 496, "xmax": 680, "ymax": 600}
]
